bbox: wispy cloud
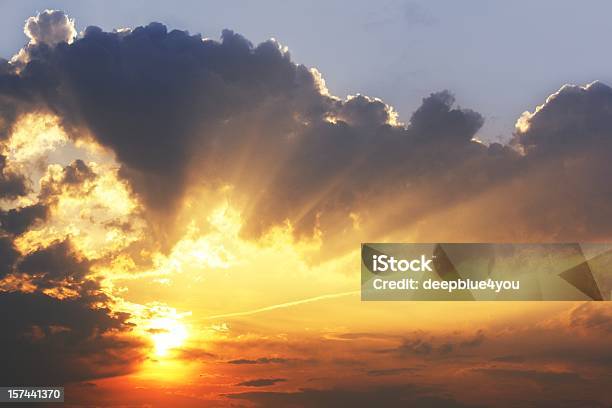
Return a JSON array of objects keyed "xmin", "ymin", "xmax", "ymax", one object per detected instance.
[{"xmin": 203, "ymin": 291, "xmax": 360, "ymax": 320}]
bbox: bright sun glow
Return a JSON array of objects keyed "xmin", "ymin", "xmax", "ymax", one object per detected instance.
[{"xmin": 149, "ymin": 317, "xmax": 188, "ymax": 357}]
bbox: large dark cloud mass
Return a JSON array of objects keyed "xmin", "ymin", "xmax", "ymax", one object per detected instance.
[
  {"xmin": 0, "ymin": 122, "xmax": 146, "ymax": 385},
  {"xmin": 0, "ymin": 155, "xmax": 27, "ymax": 199},
  {"xmin": 0, "ymin": 203, "xmax": 47, "ymax": 236},
  {"xmin": 514, "ymin": 81, "xmax": 612, "ymax": 154},
  {"xmin": 0, "ymin": 14, "xmax": 517, "ymax": 240},
  {"xmin": 2, "ymin": 10, "xmax": 610, "ymax": 246},
  {"xmin": 0, "ymin": 291, "xmax": 144, "ymax": 385},
  {"xmin": 0, "ymin": 235, "xmax": 145, "ymax": 385}
]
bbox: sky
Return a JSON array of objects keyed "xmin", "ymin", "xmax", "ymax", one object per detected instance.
[
  {"xmin": 2, "ymin": 0, "xmax": 612, "ymax": 143},
  {"xmin": 0, "ymin": 3, "xmax": 611, "ymax": 408}
]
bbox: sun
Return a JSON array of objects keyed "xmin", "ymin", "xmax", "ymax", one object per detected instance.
[{"xmin": 149, "ymin": 317, "xmax": 188, "ymax": 357}]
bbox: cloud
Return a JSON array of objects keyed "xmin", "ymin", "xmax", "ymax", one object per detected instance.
[
  {"xmin": 1, "ymin": 15, "xmax": 517, "ymax": 245},
  {"xmin": 56, "ymin": 158, "xmax": 95, "ymax": 185},
  {"xmin": 491, "ymin": 355, "xmax": 525, "ymax": 363},
  {"xmin": 0, "ymin": 11, "xmax": 612, "ymax": 395},
  {"xmin": 0, "ymin": 221, "xmax": 147, "ymax": 384},
  {"xmin": 228, "ymin": 357, "xmax": 290, "ymax": 365},
  {"xmin": 0, "ymin": 203, "xmax": 48, "ymax": 235},
  {"xmin": 9, "ymin": 10, "xmax": 77, "ymax": 70},
  {"xmin": 471, "ymin": 368, "xmax": 585, "ymax": 387},
  {"xmin": 0, "ymin": 235, "xmax": 147, "ymax": 384},
  {"xmin": 236, "ymin": 378, "xmax": 287, "ymax": 387},
  {"xmin": 396, "ymin": 338, "xmax": 433, "ymax": 355},
  {"xmin": 500, "ymin": 81, "xmax": 612, "ymax": 240},
  {"xmin": 569, "ymin": 303, "xmax": 612, "ymax": 334},
  {"xmin": 226, "ymin": 386, "xmax": 477, "ymax": 407},
  {"xmin": 409, "ymin": 90, "xmax": 483, "ymax": 143},
  {"xmin": 460, "ymin": 329, "xmax": 486, "ymax": 348},
  {"xmin": 175, "ymin": 347, "xmax": 217, "ymax": 361},
  {"xmin": 194, "ymin": 303, "xmax": 610, "ymax": 407},
  {"xmin": 24, "ymin": 9, "xmax": 76, "ymax": 46},
  {"xmin": 39, "ymin": 159, "xmax": 96, "ymax": 200},
  {"xmin": 366, "ymin": 367, "xmax": 418, "ymax": 377},
  {"xmin": 37, "ymin": 24, "xmax": 310, "ymax": 215},
  {"xmin": 514, "ymin": 81, "xmax": 612, "ymax": 154},
  {"xmin": 386, "ymin": 330, "xmax": 486, "ymax": 356},
  {"xmin": 8, "ymin": 13, "xmax": 612, "ymax": 251},
  {"xmin": 335, "ymin": 94, "xmax": 399, "ymax": 127},
  {"xmin": 0, "ymin": 237, "xmax": 19, "ymax": 277},
  {"xmin": 0, "ymin": 155, "xmax": 27, "ymax": 199},
  {"xmin": 0, "ymin": 291, "xmax": 145, "ymax": 385},
  {"xmin": 17, "ymin": 239, "xmax": 90, "ymax": 288},
  {"xmin": 13, "ymin": 155, "xmax": 145, "ymax": 260}
]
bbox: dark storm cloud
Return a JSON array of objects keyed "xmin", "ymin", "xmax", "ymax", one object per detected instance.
[
  {"xmin": 0, "ymin": 203, "xmax": 48, "ymax": 235},
  {"xmin": 32, "ymin": 23, "xmax": 310, "ymax": 214},
  {"xmin": 513, "ymin": 81, "xmax": 612, "ymax": 154},
  {"xmin": 0, "ymin": 237, "xmax": 19, "ymax": 277},
  {"xmin": 0, "ymin": 157, "xmax": 144, "ymax": 385},
  {"xmin": 0, "ymin": 171, "xmax": 26, "ymax": 197},
  {"xmin": 39, "ymin": 159, "xmax": 96, "ymax": 200},
  {"xmin": 0, "ymin": 291, "xmax": 145, "ymax": 385},
  {"xmin": 0, "ymin": 155, "xmax": 27, "ymax": 198},
  {"xmin": 236, "ymin": 378, "xmax": 287, "ymax": 387},
  {"xmin": 2, "ymin": 11, "xmax": 519, "ymax": 242},
  {"xmin": 498, "ymin": 81, "xmax": 612, "ymax": 241},
  {"xmin": 60, "ymin": 158, "xmax": 95, "ymax": 184},
  {"xmin": 409, "ymin": 90, "xmax": 483, "ymax": 143},
  {"xmin": 0, "ymin": 237, "xmax": 146, "ymax": 384},
  {"xmin": 3, "ymin": 11, "xmax": 612, "ymax": 246},
  {"xmin": 0, "ymin": 168, "xmax": 142, "ymax": 386},
  {"xmin": 335, "ymin": 94, "xmax": 395, "ymax": 128},
  {"xmin": 18, "ymin": 239, "xmax": 90, "ymax": 287}
]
